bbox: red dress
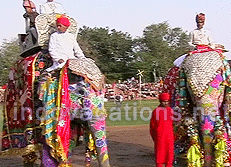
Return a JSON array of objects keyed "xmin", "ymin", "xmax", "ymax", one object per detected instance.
[{"xmin": 150, "ymin": 106, "xmax": 174, "ymax": 165}]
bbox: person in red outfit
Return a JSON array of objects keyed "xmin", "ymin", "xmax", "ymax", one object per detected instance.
[{"xmin": 150, "ymin": 93, "xmax": 174, "ymax": 167}]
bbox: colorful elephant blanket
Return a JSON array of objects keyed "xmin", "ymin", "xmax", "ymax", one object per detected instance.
[
  {"xmin": 182, "ymin": 51, "xmax": 224, "ymax": 98},
  {"xmin": 0, "ymin": 52, "xmax": 51, "ymax": 160}
]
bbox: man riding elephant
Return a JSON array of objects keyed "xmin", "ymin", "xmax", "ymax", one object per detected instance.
[
  {"xmin": 188, "ymin": 13, "xmax": 215, "ymax": 50},
  {"xmin": 164, "ymin": 13, "xmax": 231, "ymax": 167},
  {"xmin": 1, "ymin": 2, "xmax": 110, "ymax": 167},
  {"xmin": 38, "ymin": 15, "xmax": 110, "ymax": 167}
]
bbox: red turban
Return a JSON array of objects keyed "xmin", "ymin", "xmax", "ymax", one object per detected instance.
[
  {"xmin": 159, "ymin": 93, "xmax": 170, "ymax": 101},
  {"xmin": 196, "ymin": 13, "xmax": 205, "ymax": 23},
  {"xmin": 56, "ymin": 15, "xmax": 71, "ymax": 27}
]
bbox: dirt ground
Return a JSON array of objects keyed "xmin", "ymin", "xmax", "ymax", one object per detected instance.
[{"xmin": 0, "ymin": 125, "xmax": 156, "ymax": 167}]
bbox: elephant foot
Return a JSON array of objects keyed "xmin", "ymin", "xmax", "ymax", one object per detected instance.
[
  {"xmin": 203, "ymin": 160, "xmax": 213, "ymax": 167},
  {"xmin": 76, "ymin": 135, "xmax": 84, "ymax": 146},
  {"xmin": 22, "ymin": 151, "xmax": 38, "ymax": 167},
  {"xmin": 23, "ymin": 162, "xmax": 35, "ymax": 167},
  {"xmin": 58, "ymin": 163, "xmax": 72, "ymax": 167}
]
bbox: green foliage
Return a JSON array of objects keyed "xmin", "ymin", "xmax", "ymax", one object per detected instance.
[
  {"xmin": 78, "ymin": 26, "xmax": 135, "ymax": 82},
  {"xmin": 0, "ymin": 22, "xmax": 189, "ymax": 84},
  {"xmin": 0, "ymin": 39, "xmax": 21, "ymax": 85},
  {"xmin": 133, "ymin": 21, "xmax": 190, "ymax": 81}
]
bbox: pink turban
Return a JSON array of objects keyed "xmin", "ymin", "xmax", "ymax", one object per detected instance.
[
  {"xmin": 56, "ymin": 15, "xmax": 71, "ymax": 27},
  {"xmin": 23, "ymin": 0, "xmax": 36, "ymax": 9},
  {"xmin": 196, "ymin": 13, "xmax": 205, "ymax": 23},
  {"xmin": 159, "ymin": 93, "xmax": 170, "ymax": 101}
]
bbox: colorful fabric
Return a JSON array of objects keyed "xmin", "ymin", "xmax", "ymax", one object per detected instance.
[
  {"xmin": 182, "ymin": 51, "xmax": 224, "ymax": 97},
  {"xmin": 68, "ymin": 74, "xmax": 109, "ymax": 166},
  {"xmin": 190, "ymin": 45, "xmax": 223, "ymax": 54},
  {"xmin": 162, "ymin": 66, "xmax": 180, "ymax": 107},
  {"xmin": 1, "ymin": 52, "xmax": 52, "ymax": 160},
  {"xmin": 56, "ymin": 65, "xmax": 71, "ymax": 162},
  {"xmin": 174, "ymin": 58, "xmax": 231, "ymax": 166},
  {"xmin": 165, "ymin": 47, "xmax": 231, "ymax": 166},
  {"xmin": 39, "ymin": 77, "xmax": 59, "ymax": 162},
  {"xmin": 1, "ymin": 53, "xmax": 42, "ymax": 155},
  {"xmin": 68, "ymin": 58, "xmax": 105, "ymax": 91},
  {"xmin": 187, "ymin": 137, "xmax": 203, "ymax": 167},
  {"xmin": 2, "ymin": 49, "xmax": 109, "ymax": 166},
  {"xmin": 188, "ymin": 72, "xmax": 226, "ymax": 166},
  {"xmin": 41, "ymin": 139, "xmax": 59, "ymax": 167}
]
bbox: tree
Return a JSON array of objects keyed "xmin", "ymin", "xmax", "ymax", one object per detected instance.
[
  {"xmin": 133, "ymin": 21, "xmax": 190, "ymax": 82},
  {"xmin": 0, "ymin": 39, "xmax": 21, "ymax": 85},
  {"xmin": 0, "ymin": 23, "xmax": 189, "ymax": 85},
  {"xmin": 78, "ymin": 26, "xmax": 135, "ymax": 82}
]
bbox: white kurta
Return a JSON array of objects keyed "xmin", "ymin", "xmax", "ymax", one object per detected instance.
[
  {"xmin": 188, "ymin": 28, "xmax": 215, "ymax": 49},
  {"xmin": 174, "ymin": 28, "xmax": 215, "ymax": 67},
  {"xmin": 46, "ymin": 31, "xmax": 85, "ymax": 72},
  {"xmin": 39, "ymin": 1, "xmax": 66, "ymax": 14}
]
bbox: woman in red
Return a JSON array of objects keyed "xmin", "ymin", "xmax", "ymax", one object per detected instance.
[{"xmin": 150, "ymin": 93, "xmax": 174, "ymax": 167}]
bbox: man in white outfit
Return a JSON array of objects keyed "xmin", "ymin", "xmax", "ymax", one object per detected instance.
[
  {"xmin": 40, "ymin": 0, "xmax": 66, "ymax": 14},
  {"xmin": 46, "ymin": 15, "xmax": 85, "ymax": 72},
  {"xmin": 174, "ymin": 13, "xmax": 215, "ymax": 67},
  {"xmin": 188, "ymin": 13, "xmax": 215, "ymax": 50}
]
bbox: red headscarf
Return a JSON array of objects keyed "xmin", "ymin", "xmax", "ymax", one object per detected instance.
[
  {"xmin": 56, "ymin": 15, "xmax": 71, "ymax": 27},
  {"xmin": 159, "ymin": 93, "xmax": 170, "ymax": 101},
  {"xmin": 196, "ymin": 13, "xmax": 205, "ymax": 23}
]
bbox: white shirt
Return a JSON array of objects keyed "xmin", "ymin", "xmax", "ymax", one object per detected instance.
[
  {"xmin": 39, "ymin": 1, "xmax": 66, "ymax": 14},
  {"xmin": 47, "ymin": 31, "xmax": 85, "ymax": 71},
  {"xmin": 188, "ymin": 28, "xmax": 215, "ymax": 49}
]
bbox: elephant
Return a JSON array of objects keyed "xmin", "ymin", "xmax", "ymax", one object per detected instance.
[
  {"xmin": 0, "ymin": 13, "xmax": 110, "ymax": 167},
  {"xmin": 163, "ymin": 48, "xmax": 231, "ymax": 167}
]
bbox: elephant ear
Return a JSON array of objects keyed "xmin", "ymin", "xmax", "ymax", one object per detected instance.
[{"xmin": 35, "ymin": 13, "xmax": 78, "ymax": 50}]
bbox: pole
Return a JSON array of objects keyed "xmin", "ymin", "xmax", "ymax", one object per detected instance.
[
  {"xmin": 137, "ymin": 70, "xmax": 143, "ymax": 104},
  {"xmin": 139, "ymin": 74, "xmax": 141, "ymax": 104}
]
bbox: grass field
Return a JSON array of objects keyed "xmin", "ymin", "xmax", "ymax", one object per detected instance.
[
  {"xmin": 105, "ymin": 99, "xmax": 159, "ymax": 126},
  {"xmin": 0, "ymin": 99, "xmax": 159, "ymax": 127}
]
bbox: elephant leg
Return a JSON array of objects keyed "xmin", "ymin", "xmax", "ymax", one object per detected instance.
[
  {"xmin": 87, "ymin": 118, "xmax": 110, "ymax": 167},
  {"xmin": 22, "ymin": 152, "xmax": 38, "ymax": 167},
  {"xmin": 40, "ymin": 142, "xmax": 59, "ymax": 167},
  {"xmin": 193, "ymin": 83, "xmax": 226, "ymax": 167},
  {"xmin": 200, "ymin": 114, "xmax": 215, "ymax": 167}
]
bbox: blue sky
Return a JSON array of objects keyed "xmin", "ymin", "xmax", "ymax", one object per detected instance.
[{"xmin": 1, "ymin": 0, "xmax": 231, "ymax": 58}]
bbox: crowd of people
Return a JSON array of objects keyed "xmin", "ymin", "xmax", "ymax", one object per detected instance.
[{"xmin": 104, "ymin": 77, "xmax": 163, "ymax": 101}]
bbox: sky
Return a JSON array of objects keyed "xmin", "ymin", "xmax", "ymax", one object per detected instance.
[{"xmin": 1, "ymin": 0, "xmax": 231, "ymax": 58}]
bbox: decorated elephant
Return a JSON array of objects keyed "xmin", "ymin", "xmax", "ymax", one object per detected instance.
[
  {"xmin": 0, "ymin": 13, "xmax": 110, "ymax": 167},
  {"xmin": 163, "ymin": 46, "xmax": 231, "ymax": 167}
]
